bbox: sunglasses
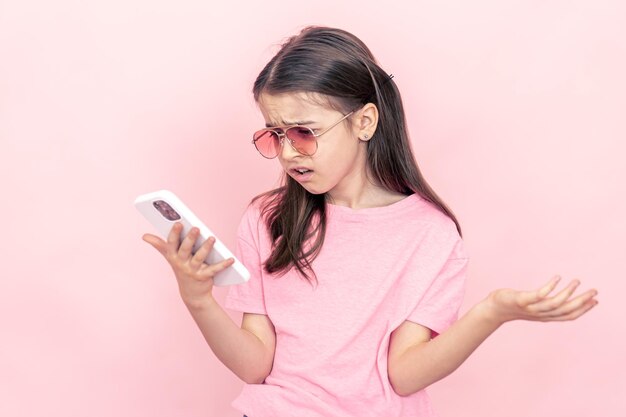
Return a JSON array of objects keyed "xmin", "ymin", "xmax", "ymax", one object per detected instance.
[{"xmin": 252, "ymin": 111, "xmax": 353, "ymax": 159}]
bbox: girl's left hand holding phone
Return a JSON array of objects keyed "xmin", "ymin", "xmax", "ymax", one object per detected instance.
[{"xmin": 142, "ymin": 222, "xmax": 235, "ymax": 307}]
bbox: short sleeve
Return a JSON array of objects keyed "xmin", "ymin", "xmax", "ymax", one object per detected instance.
[
  {"xmin": 406, "ymin": 238, "xmax": 469, "ymax": 337},
  {"xmin": 224, "ymin": 204, "xmax": 268, "ymax": 315}
]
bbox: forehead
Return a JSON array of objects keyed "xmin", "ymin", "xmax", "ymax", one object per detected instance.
[{"xmin": 257, "ymin": 92, "xmax": 333, "ymax": 125}]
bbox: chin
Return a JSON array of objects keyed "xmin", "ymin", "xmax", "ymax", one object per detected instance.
[
  {"xmin": 287, "ymin": 176, "xmax": 330, "ymax": 195},
  {"xmin": 296, "ymin": 182, "xmax": 328, "ymax": 196},
  {"xmin": 301, "ymin": 186, "xmax": 325, "ymax": 195}
]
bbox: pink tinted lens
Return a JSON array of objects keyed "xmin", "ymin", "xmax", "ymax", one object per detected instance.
[
  {"xmin": 286, "ymin": 127, "xmax": 317, "ymax": 155},
  {"xmin": 253, "ymin": 130, "xmax": 280, "ymax": 158}
]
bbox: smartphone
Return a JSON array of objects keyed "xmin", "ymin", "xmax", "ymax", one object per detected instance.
[{"xmin": 134, "ymin": 190, "xmax": 250, "ymax": 286}]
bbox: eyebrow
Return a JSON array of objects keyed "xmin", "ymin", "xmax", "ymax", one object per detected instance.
[{"xmin": 265, "ymin": 120, "xmax": 316, "ymax": 128}]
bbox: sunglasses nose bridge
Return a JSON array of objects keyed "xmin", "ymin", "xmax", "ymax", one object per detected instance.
[
  {"xmin": 277, "ymin": 134, "xmax": 302, "ymax": 161},
  {"xmin": 277, "ymin": 129, "xmax": 299, "ymax": 153}
]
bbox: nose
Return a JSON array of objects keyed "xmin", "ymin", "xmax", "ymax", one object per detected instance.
[{"xmin": 278, "ymin": 134, "xmax": 301, "ymax": 160}]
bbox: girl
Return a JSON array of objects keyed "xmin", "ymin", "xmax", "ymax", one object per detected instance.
[{"xmin": 143, "ymin": 26, "xmax": 598, "ymax": 417}]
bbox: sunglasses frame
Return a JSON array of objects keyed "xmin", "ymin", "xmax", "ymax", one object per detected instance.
[{"xmin": 252, "ymin": 111, "xmax": 354, "ymax": 159}]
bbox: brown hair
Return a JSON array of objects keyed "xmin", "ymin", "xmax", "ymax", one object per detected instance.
[{"xmin": 252, "ymin": 26, "xmax": 462, "ymax": 283}]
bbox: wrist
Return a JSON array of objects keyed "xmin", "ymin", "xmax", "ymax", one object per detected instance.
[
  {"xmin": 474, "ymin": 296, "xmax": 508, "ymax": 328},
  {"xmin": 182, "ymin": 293, "xmax": 218, "ymax": 311}
]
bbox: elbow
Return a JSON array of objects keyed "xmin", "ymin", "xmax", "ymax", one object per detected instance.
[
  {"xmin": 388, "ymin": 370, "xmax": 410, "ymax": 397},
  {"xmin": 239, "ymin": 361, "xmax": 273, "ymax": 385},
  {"xmin": 390, "ymin": 380, "xmax": 429, "ymax": 397},
  {"xmin": 390, "ymin": 378, "xmax": 418, "ymax": 397},
  {"xmin": 388, "ymin": 365, "xmax": 429, "ymax": 397},
  {"xmin": 391, "ymin": 385, "xmax": 412, "ymax": 398},
  {"xmin": 242, "ymin": 374, "xmax": 267, "ymax": 384}
]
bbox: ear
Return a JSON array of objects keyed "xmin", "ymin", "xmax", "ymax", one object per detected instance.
[{"xmin": 353, "ymin": 103, "xmax": 379, "ymax": 142}]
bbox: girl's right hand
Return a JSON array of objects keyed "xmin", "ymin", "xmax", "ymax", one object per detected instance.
[{"xmin": 142, "ymin": 222, "xmax": 235, "ymax": 307}]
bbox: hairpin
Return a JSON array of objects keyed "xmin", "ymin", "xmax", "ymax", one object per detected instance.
[{"xmin": 364, "ymin": 73, "xmax": 395, "ymax": 103}]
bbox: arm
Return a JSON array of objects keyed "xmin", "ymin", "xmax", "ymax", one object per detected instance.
[
  {"xmin": 143, "ymin": 223, "xmax": 276, "ymax": 384},
  {"xmin": 185, "ymin": 300, "xmax": 276, "ymax": 384},
  {"xmin": 388, "ymin": 276, "xmax": 598, "ymax": 397}
]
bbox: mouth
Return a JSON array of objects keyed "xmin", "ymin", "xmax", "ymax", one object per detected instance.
[
  {"xmin": 289, "ymin": 168, "xmax": 314, "ymax": 181},
  {"xmin": 292, "ymin": 168, "xmax": 313, "ymax": 175}
]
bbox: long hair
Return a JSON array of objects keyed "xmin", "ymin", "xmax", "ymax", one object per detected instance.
[{"xmin": 252, "ymin": 26, "xmax": 462, "ymax": 283}]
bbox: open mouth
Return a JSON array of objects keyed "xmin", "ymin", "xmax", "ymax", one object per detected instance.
[{"xmin": 290, "ymin": 168, "xmax": 314, "ymax": 181}]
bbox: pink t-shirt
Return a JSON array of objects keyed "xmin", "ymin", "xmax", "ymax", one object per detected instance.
[{"xmin": 225, "ymin": 193, "xmax": 469, "ymax": 417}]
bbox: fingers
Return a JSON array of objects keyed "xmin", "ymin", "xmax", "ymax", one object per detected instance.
[
  {"xmin": 529, "ymin": 279, "xmax": 580, "ymax": 313},
  {"xmin": 142, "ymin": 233, "xmax": 167, "ymax": 256},
  {"xmin": 538, "ymin": 275, "xmax": 561, "ymax": 298},
  {"xmin": 166, "ymin": 222, "xmax": 183, "ymax": 256},
  {"xmin": 178, "ymin": 227, "xmax": 199, "ymax": 260},
  {"xmin": 540, "ymin": 289, "xmax": 599, "ymax": 320},
  {"xmin": 556, "ymin": 297, "xmax": 598, "ymax": 321},
  {"xmin": 511, "ymin": 275, "xmax": 599, "ymax": 323},
  {"xmin": 189, "ymin": 236, "xmax": 216, "ymax": 268},
  {"xmin": 199, "ymin": 256, "xmax": 236, "ymax": 276},
  {"xmin": 165, "ymin": 223, "xmax": 202, "ymax": 259},
  {"xmin": 191, "ymin": 237, "xmax": 236, "ymax": 274},
  {"xmin": 518, "ymin": 275, "xmax": 561, "ymax": 306}
]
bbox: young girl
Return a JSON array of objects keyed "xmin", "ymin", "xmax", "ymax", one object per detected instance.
[{"xmin": 143, "ymin": 26, "xmax": 598, "ymax": 417}]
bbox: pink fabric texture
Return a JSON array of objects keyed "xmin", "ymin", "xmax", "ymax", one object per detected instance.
[{"xmin": 225, "ymin": 193, "xmax": 469, "ymax": 417}]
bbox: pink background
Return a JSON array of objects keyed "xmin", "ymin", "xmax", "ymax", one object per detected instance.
[{"xmin": 1, "ymin": 1, "xmax": 624, "ymax": 416}]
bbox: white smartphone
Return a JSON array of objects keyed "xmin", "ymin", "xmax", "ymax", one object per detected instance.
[{"xmin": 134, "ymin": 190, "xmax": 250, "ymax": 286}]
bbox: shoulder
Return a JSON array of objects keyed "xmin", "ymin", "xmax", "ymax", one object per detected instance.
[
  {"xmin": 403, "ymin": 195, "xmax": 467, "ymax": 258},
  {"xmin": 408, "ymin": 195, "xmax": 460, "ymax": 236},
  {"xmin": 242, "ymin": 187, "xmax": 283, "ymax": 223},
  {"xmin": 237, "ymin": 187, "xmax": 284, "ymax": 241}
]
